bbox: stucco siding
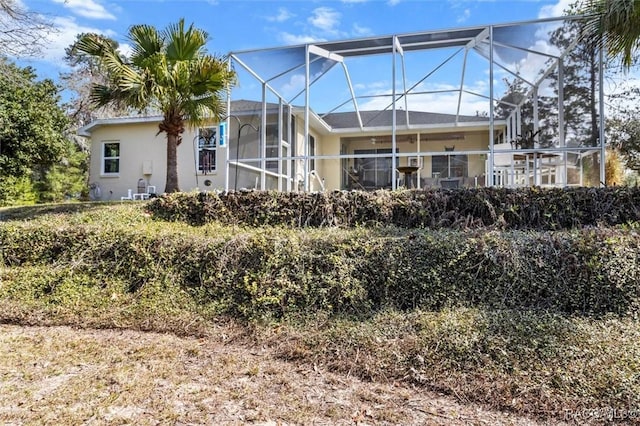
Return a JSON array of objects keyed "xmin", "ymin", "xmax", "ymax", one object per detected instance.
[{"xmin": 88, "ymin": 122, "xmax": 227, "ymax": 199}]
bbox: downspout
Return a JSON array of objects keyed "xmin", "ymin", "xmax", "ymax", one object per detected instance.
[
  {"xmin": 287, "ymin": 105, "xmax": 293, "ymax": 191},
  {"xmin": 533, "ymin": 87, "xmax": 539, "ymax": 145},
  {"xmin": 417, "ymin": 133, "xmax": 421, "ymax": 189},
  {"xmin": 278, "ymin": 99, "xmax": 283, "ymax": 191}
]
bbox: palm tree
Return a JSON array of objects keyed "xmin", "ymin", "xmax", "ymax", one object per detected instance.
[
  {"xmin": 579, "ymin": 0, "xmax": 640, "ymax": 69},
  {"xmin": 76, "ymin": 19, "xmax": 236, "ymax": 193}
]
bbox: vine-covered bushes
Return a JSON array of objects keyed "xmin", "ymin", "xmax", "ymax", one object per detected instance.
[
  {"xmin": 1, "ymin": 222, "xmax": 639, "ymax": 319},
  {"xmin": 146, "ymin": 187, "xmax": 640, "ymax": 229},
  {"xmin": 2, "ymin": 204, "xmax": 639, "ymax": 421}
]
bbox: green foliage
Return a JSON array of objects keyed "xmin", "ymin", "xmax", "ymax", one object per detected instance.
[
  {"xmin": 0, "ymin": 58, "xmax": 83, "ymax": 205},
  {"xmin": 579, "ymin": 0, "xmax": 640, "ymax": 69},
  {"xmin": 0, "ymin": 176, "xmax": 37, "ymax": 206},
  {"xmin": 35, "ymin": 142, "xmax": 89, "ymax": 203},
  {"xmin": 2, "ymin": 204, "xmax": 640, "ymax": 319},
  {"xmin": 0, "ymin": 58, "xmax": 69, "ymax": 179},
  {"xmin": 147, "ymin": 187, "xmax": 640, "ymax": 230},
  {"xmin": 607, "ymin": 86, "xmax": 640, "ymax": 172},
  {"xmin": 60, "ymin": 32, "xmax": 131, "ymax": 135}
]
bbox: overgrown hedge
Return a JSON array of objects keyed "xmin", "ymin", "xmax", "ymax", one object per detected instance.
[
  {"xmin": 146, "ymin": 187, "xmax": 640, "ymax": 229},
  {"xmin": 2, "ymin": 205, "xmax": 639, "ymax": 421},
  {"xmin": 1, "ymin": 222, "xmax": 639, "ymax": 319}
]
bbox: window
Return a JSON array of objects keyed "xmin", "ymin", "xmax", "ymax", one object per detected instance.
[
  {"xmin": 102, "ymin": 142, "xmax": 120, "ymax": 175},
  {"xmin": 354, "ymin": 148, "xmax": 398, "ymax": 189},
  {"xmin": 308, "ymin": 135, "xmax": 316, "ymax": 171},
  {"xmin": 432, "ymin": 154, "xmax": 468, "ymax": 178},
  {"xmin": 266, "ymin": 123, "xmax": 279, "ymax": 171},
  {"xmin": 197, "ymin": 127, "xmax": 217, "ymax": 173}
]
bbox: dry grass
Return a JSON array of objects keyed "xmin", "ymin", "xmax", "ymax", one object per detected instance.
[{"xmin": 0, "ymin": 324, "xmax": 555, "ymax": 426}]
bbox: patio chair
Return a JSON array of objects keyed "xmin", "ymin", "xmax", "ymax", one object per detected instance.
[{"xmin": 121, "ymin": 189, "xmax": 133, "ymax": 201}]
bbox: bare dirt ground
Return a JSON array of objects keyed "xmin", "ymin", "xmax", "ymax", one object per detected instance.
[{"xmin": 0, "ymin": 324, "xmax": 565, "ymax": 425}]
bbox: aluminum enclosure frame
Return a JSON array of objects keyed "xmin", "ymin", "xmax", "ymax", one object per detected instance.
[{"xmin": 225, "ymin": 15, "xmax": 605, "ymax": 191}]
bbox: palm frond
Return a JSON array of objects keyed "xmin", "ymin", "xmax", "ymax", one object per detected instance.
[
  {"xmin": 580, "ymin": 0, "xmax": 640, "ymax": 69},
  {"xmin": 78, "ymin": 19, "xmax": 235, "ymax": 129},
  {"xmin": 128, "ymin": 24, "xmax": 163, "ymax": 66},
  {"xmin": 75, "ymin": 34, "xmax": 148, "ymax": 109},
  {"xmin": 75, "ymin": 33, "xmax": 115, "ymax": 58},
  {"xmin": 182, "ymin": 94, "xmax": 226, "ymax": 129},
  {"xmin": 189, "ymin": 55, "xmax": 236, "ymax": 97},
  {"xmin": 163, "ymin": 18, "xmax": 208, "ymax": 61},
  {"xmin": 89, "ymin": 85, "xmax": 128, "ymax": 108}
]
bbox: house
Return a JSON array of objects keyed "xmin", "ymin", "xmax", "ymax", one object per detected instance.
[
  {"xmin": 79, "ymin": 16, "xmax": 606, "ymax": 199},
  {"xmin": 79, "ymin": 100, "xmax": 506, "ymax": 199}
]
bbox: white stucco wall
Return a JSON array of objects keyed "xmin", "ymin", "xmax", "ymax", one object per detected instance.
[{"xmin": 87, "ymin": 120, "xmax": 227, "ymax": 200}]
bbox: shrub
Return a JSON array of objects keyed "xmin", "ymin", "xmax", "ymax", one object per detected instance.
[
  {"xmin": 1, "ymin": 219, "xmax": 639, "ymax": 320},
  {"xmin": 1, "ymin": 203, "xmax": 639, "ymax": 421},
  {"xmin": 146, "ymin": 187, "xmax": 640, "ymax": 230}
]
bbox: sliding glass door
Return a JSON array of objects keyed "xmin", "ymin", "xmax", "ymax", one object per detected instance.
[{"xmin": 354, "ymin": 148, "xmax": 397, "ymax": 190}]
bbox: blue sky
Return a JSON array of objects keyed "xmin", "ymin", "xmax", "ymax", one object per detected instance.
[
  {"xmin": 19, "ymin": 0, "xmax": 572, "ymax": 79},
  {"xmin": 15, "ymin": 0, "xmax": 576, "ymax": 114}
]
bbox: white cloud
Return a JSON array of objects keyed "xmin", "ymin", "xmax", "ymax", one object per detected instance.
[
  {"xmin": 52, "ymin": 0, "xmax": 116, "ymax": 20},
  {"xmin": 117, "ymin": 43, "xmax": 133, "ymax": 59},
  {"xmin": 342, "ymin": 0, "xmax": 368, "ymax": 3},
  {"xmin": 357, "ymin": 80, "xmax": 492, "ymax": 116},
  {"xmin": 278, "ymin": 7, "xmax": 368, "ymax": 46},
  {"xmin": 39, "ymin": 16, "xmax": 117, "ymax": 65},
  {"xmin": 538, "ymin": 0, "xmax": 574, "ymax": 19},
  {"xmin": 387, "ymin": 0, "xmax": 401, "ymax": 6},
  {"xmin": 457, "ymin": 9, "xmax": 471, "ymax": 24},
  {"xmin": 352, "ymin": 23, "xmax": 372, "ymax": 37},
  {"xmin": 308, "ymin": 7, "xmax": 340, "ymax": 32},
  {"xmin": 266, "ymin": 7, "xmax": 294, "ymax": 23},
  {"xmin": 279, "ymin": 32, "xmax": 325, "ymax": 46}
]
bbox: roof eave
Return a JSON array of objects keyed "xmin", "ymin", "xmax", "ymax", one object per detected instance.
[
  {"xmin": 291, "ymin": 107, "xmax": 333, "ymax": 134},
  {"xmin": 78, "ymin": 116, "xmax": 164, "ymax": 136},
  {"xmin": 328, "ymin": 119, "xmax": 507, "ymax": 134}
]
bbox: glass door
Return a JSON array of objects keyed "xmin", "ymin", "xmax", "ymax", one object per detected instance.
[{"xmin": 354, "ymin": 148, "xmax": 398, "ymax": 189}]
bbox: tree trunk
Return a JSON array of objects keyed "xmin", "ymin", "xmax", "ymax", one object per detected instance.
[{"xmin": 165, "ymin": 132, "xmax": 180, "ymax": 193}]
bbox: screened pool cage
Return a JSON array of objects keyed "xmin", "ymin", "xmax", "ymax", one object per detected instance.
[{"xmin": 221, "ymin": 15, "xmax": 605, "ymax": 192}]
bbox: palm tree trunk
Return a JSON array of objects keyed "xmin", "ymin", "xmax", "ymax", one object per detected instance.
[{"xmin": 165, "ymin": 132, "xmax": 180, "ymax": 193}]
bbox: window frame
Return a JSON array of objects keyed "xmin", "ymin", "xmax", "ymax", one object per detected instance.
[
  {"xmin": 308, "ymin": 134, "xmax": 316, "ymax": 172},
  {"xmin": 101, "ymin": 141, "xmax": 120, "ymax": 176},
  {"xmin": 197, "ymin": 126, "xmax": 218, "ymax": 174},
  {"xmin": 432, "ymin": 154, "xmax": 468, "ymax": 178},
  {"xmin": 265, "ymin": 123, "xmax": 279, "ymax": 171}
]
